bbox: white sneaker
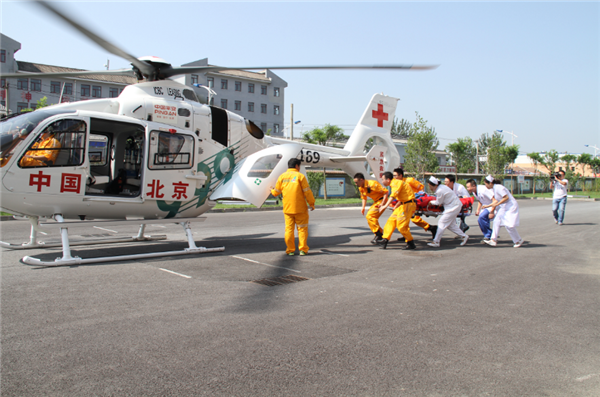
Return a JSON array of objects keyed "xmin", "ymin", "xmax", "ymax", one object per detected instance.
[
  {"xmin": 558, "ymin": 222, "xmax": 563, "ymax": 226},
  {"xmin": 555, "ymin": 219, "xmax": 558, "ymax": 224},
  {"xmin": 481, "ymin": 239, "xmax": 490, "ymax": 244},
  {"xmin": 427, "ymin": 242, "xmax": 440, "ymax": 248},
  {"xmin": 484, "ymin": 239, "xmax": 497, "ymax": 247},
  {"xmin": 460, "ymin": 235, "xmax": 469, "ymax": 246},
  {"xmin": 513, "ymin": 239, "xmax": 524, "ymax": 248}
]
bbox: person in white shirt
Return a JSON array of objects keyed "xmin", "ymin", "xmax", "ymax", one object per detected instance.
[
  {"xmin": 426, "ymin": 176, "xmax": 469, "ymax": 248},
  {"xmin": 444, "ymin": 174, "xmax": 470, "ymax": 232},
  {"xmin": 466, "ymin": 179, "xmax": 495, "ymax": 243},
  {"xmin": 481, "ymin": 175, "xmax": 524, "ymax": 248},
  {"xmin": 551, "ymin": 170, "xmax": 568, "ymax": 225}
]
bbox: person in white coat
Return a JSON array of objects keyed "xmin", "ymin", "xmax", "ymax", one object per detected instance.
[
  {"xmin": 466, "ymin": 178, "xmax": 496, "ymax": 243},
  {"xmin": 444, "ymin": 174, "xmax": 470, "ymax": 232},
  {"xmin": 481, "ymin": 175, "xmax": 524, "ymax": 248},
  {"xmin": 426, "ymin": 176, "xmax": 469, "ymax": 248}
]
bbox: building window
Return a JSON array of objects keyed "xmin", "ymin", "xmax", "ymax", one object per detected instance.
[
  {"xmin": 261, "ymin": 85, "xmax": 267, "ymax": 95},
  {"xmin": 92, "ymin": 86, "xmax": 102, "ymax": 97},
  {"xmin": 64, "ymin": 83, "xmax": 73, "ymax": 95},
  {"xmin": 210, "ymin": 97, "xmax": 214, "ymax": 106},
  {"xmin": 31, "ymin": 79, "xmax": 42, "ymax": 92},
  {"xmin": 109, "ymin": 87, "xmax": 119, "ymax": 98},
  {"xmin": 191, "ymin": 74, "xmax": 198, "ymax": 85},
  {"xmin": 274, "ymin": 105, "xmax": 280, "ymax": 115},
  {"xmin": 234, "ymin": 100, "xmax": 241, "ymax": 111},
  {"xmin": 221, "ymin": 79, "xmax": 228, "ymax": 89},
  {"xmin": 274, "ymin": 87, "xmax": 280, "ymax": 97},
  {"xmin": 248, "ymin": 83, "xmax": 254, "ymax": 93},
  {"xmin": 274, "ymin": 124, "xmax": 280, "ymax": 134},
  {"xmin": 0, "ymin": 50, "xmax": 5, "ymax": 63},
  {"xmin": 17, "ymin": 78, "xmax": 28, "ymax": 90},
  {"xmin": 207, "ymin": 77, "xmax": 214, "ymax": 88},
  {"xmin": 260, "ymin": 123, "xmax": 267, "ymax": 132},
  {"xmin": 17, "ymin": 102, "xmax": 29, "ymax": 113},
  {"xmin": 235, "ymin": 81, "xmax": 241, "ymax": 91},
  {"xmin": 81, "ymin": 85, "xmax": 90, "ymax": 97},
  {"xmin": 248, "ymin": 102, "xmax": 254, "ymax": 112},
  {"xmin": 221, "ymin": 99, "xmax": 228, "ymax": 109},
  {"xmin": 261, "ymin": 104, "xmax": 267, "ymax": 114},
  {"xmin": 50, "ymin": 81, "xmax": 61, "ymax": 94},
  {"xmin": 1, "ymin": 78, "xmax": 5, "ymax": 88}
]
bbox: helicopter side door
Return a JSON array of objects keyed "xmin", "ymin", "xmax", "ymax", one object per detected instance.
[
  {"xmin": 143, "ymin": 129, "xmax": 198, "ymax": 216},
  {"xmin": 2, "ymin": 117, "xmax": 88, "ymax": 212}
]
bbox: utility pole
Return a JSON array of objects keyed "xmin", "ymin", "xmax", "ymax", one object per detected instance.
[
  {"xmin": 475, "ymin": 139, "xmax": 479, "ymax": 174},
  {"xmin": 290, "ymin": 104, "xmax": 293, "ymax": 141}
]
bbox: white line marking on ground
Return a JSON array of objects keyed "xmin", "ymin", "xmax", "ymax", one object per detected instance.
[
  {"xmin": 320, "ymin": 250, "xmax": 350, "ymax": 257},
  {"xmin": 231, "ymin": 255, "xmax": 301, "ymax": 273},
  {"xmin": 575, "ymin": 373, "xmax": 600, "ymax": 382},
  {"xmin": 319, "ymin": 207, "xmax": 360, "ymax": 211},
  {"xmin": 93, "ymin": 226, "xmax": 118, "ymax": 233},
  {"xmin": 39, "ymin": 231, "xmax": 48, "ymax": 235},
  {"xmin": 151, "ymin": 225, "xmax": 166, "ymax": 228},
  {"xmin": 159, "ymin": 268, "xmax": 192, "ymax": 278}
]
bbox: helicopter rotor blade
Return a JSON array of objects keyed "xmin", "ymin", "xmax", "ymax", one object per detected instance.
[
  {"xmin": 161, "ymin": 64, "xmax": 439, "ymax": 78},
  {"xmin": 34, "ymin": 0, "xmax": 154, "ymax": 77},
  {"xmin": 0, "ymin": 69, "xmax": 136, "ymax": 79}
]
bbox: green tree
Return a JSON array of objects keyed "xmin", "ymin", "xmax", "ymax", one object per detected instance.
[
  {"xmin": 390, "ymin": 117, "xmax": 412, "ymax": 139},
  {"xmin": 446, "ymin": 137, "xmax": 477, "ymax": 173},
  {"xmin": 35, "ymin": 96, "xmax": 49, "ymax": 109},
  {"xmin": 539, "ymin": 150, "xmax": 560, "ymax": 176},
  {"xmin": 527, "ymin": 152, "xmax": 543, "ymax": 194},
  {"xmin": 403, "ymin": 112, "xmax": 439, "ymax": 180},
  {"xmin": 577, "ymin": 153, "xmax": 593, "ymax": 178},
  {"xmin": 480, "ymin": 131, "xmax": 507, "ymax": 178},
  {"xmin": 302, "ymin": 124, "xmax": 347, "ymax": 146}
]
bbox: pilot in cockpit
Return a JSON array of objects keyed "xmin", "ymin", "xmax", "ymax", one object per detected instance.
[{"xmin": 19, "ymin": 130, "xmax": 62, "ymax": 167}]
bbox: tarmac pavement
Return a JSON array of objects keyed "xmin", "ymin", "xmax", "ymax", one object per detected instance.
[{"xmin": 1, "ymin": 199, "xmax": 599, "ymax": 396}]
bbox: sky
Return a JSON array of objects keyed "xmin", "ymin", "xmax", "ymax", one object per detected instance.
[{"xmin": 1, "ymin": 0, "xmax": 599, "ymax": 155}]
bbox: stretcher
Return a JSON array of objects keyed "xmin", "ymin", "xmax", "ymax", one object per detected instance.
[
  {"xmin": 390, "ymin": 194, "xmax": 474, "ymax": 218},
  {"xmin": 413, "ymin": 195, "xmax": 474, "ymax": 218}
]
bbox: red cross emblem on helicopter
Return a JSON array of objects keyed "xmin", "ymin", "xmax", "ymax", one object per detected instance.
[{"xmin": 372, "ymin": 104, "xmax": 388, "ymax": 127}]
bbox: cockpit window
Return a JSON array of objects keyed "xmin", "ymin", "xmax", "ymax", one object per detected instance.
[
  {"xmin": 148, "ymin": 130, "xmax": 194, "ymax": 170},
  {"xmin": 18, "ymin": 119, "xmax": 86, "ymax": 168},
  {"xmin": 0, "ymin": 108, "xmax": 76, "ymax": 168},
  {"xmin": 182, "ymin": 89, "xmax": 198, "ymax": 102}
]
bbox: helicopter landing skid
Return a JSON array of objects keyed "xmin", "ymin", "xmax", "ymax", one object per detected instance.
[
  {"xmin": 0, "ymin": 217, "xmax": 167, "ymax": 250},
  {"xmin": 17, "ymin": 216, "xmax": 224, "ymax": 266}
]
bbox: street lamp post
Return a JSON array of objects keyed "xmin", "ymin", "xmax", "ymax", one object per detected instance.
[{"xmin": 584, "ymin": 144, "xmax": 599, "ymax": 158}]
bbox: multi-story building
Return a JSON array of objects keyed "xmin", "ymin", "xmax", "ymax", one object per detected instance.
[
  {"xmin": 1, "ymin": 33, "xmax": 137, "ymax": 116},
  {"xmin": 177, "ymin": 58, "xmax": 288, "ymax": 137},
  {"xmin": 1, "ymin": 35, "xmax": 288, "ymax": 137}
]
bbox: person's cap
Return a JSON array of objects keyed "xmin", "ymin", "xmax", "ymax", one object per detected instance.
[
  {"xmin": 485, "ymin": 175, "xmax": 494, "ymax": 183},
  {"xmin": 428, "ymin": 176, "xmax": 440, "ymax": 185}
]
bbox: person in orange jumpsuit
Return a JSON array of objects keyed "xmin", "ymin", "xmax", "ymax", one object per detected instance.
[
  {"xmin": 19, "ymin": 131, "xmax": 61, "ymax": 167},
  {"xmin": 393, "ymin": 168, "xmax": 437, "ymax": 240},
  {"xmin": 376, "ymin": 171, "xmax": 417, "ymax": 250},
  {"xmin": 271, "ymin": 158, "xmax": 315, "ymax": 255},
  {"xmin": 353, "ymin": 172, "xmax": 389, "ymax": 244}
]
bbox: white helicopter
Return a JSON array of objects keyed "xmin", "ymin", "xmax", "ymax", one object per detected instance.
[{"xmin": 0, "ymin": 1, "xmax": 436, "ymax": 266}]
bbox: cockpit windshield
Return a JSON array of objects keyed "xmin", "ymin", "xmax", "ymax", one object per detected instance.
[{"xmin": 0, "ymin": 109, "xmax": 76, "ymax": 167}]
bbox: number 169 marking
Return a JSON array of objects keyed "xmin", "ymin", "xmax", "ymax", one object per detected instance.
[{"xmin": 299, "ymin": 149, "xmax": 320, "ymax": 164}]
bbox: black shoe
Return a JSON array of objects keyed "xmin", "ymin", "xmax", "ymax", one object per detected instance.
[
  {"xmin": 376, "ymin": 238, "xmax": 389, "ymax": 249},
  {"xmin": 403, "ymin": 240, "xmax": 416, "ymax": 250},
  {"xmin": 397, "ymin": 237, "xmax": 405, "ymax": 242},
  {"xmin": 428, "ymin": 225, "xmax": 438, "ymax": 238},
  {"xmin": 371, "ymin": 231, "xmax": 383, "ymax": 245}
]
